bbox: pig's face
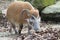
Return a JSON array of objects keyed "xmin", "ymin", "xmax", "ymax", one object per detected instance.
[
  {"xmin": 21, "ymin": 9, "xmax": 41, "ymax": 32},
  {"xmin": 29, "ymin": 15, "xmax": 41, "ymax": 32},
  {"xmin": 28, "ymin": 9, "xmax": 41, "ymax": 32}
]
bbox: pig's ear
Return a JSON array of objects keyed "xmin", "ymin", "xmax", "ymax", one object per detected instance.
[{"xmin": 20, "ymin": 9, "xmax": 31, "ymax": 17}]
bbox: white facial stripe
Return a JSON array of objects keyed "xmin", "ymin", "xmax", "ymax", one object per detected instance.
[
  {"xmin": 25, "ymin": 15, "xmax": 41, "ymax": 23},
  {"xmin": 37, "ymin": 17, "xmax": 41, "ymax": 22}
]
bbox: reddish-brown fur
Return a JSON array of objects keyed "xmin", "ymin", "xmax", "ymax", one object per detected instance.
[
  {"xmin": 6, "ymin": 1, "xmax": 40, "ymax": 34},
  {"xmin": 6, "ymin": 1, "xmax": 39, "ymax": 24}
]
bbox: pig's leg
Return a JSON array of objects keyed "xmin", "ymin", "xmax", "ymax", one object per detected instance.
[
  {"xmin": 11, "ymin": 23, "xmax": 18, "ymax": 34},
  {"xmin": 19, "ymin": 24, "xmax": 23, "ymax": 35}
]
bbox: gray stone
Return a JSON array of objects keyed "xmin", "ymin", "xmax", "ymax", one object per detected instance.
[{"xmin": 41, "ymin": 1, "xmax": 60, "ymax": 21}]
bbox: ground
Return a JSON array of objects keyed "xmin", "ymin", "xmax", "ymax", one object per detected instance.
[{"xmin": 0, "ymin": 16, "xmax": 60, "ymax": 40}]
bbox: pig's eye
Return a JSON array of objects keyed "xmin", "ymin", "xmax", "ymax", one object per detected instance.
[
  {"xmin": 31, "ymin": 15, "xmax": 36, "ymax": 20},
  {"xmin": 31, "ymin": 16, "xmax": 34, "ymax": 19}
]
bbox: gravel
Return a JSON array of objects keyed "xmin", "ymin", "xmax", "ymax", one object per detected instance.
[{"xmin": 0, "ymin": 15, "xmax": 60, "ymax": 40}]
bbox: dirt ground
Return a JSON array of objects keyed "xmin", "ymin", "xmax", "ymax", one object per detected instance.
[{"xmin": 0, "ymin": 16, "xmax": 60, "ymax": 40}]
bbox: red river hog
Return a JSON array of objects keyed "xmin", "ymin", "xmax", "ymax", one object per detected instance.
[{"xmin": 6, "ymin": 1, "xmax": 41, "ymax": 35}]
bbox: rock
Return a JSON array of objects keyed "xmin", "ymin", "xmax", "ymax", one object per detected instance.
[
  {"xmin": 41, "ymin": 1, "xmax": 60, "ymax": 21},
  {"xmin": 42, "ymin": 1, "xmax": 60, "ymax": 13}
]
